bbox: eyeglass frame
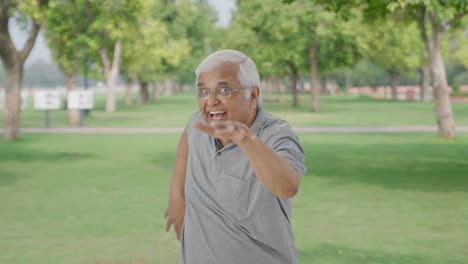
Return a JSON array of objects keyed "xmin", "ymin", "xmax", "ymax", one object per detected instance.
[{"xmin": 196, "ymin": 86, "xmax": 246, "ymax": 100}]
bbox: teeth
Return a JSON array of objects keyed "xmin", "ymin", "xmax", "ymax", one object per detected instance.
[{"xmin": 209, "ymin": 111, "xmax": 226, "ymax": 114}]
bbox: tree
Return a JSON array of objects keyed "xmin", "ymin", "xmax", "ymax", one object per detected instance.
[
  {"xmin": 85, "ymin": 0, "xmax": 142, "ymax": 112},
  {"xmin": 44, "ymin": 0, "xmax": 87, "ymax": 125},
  {"xmin": 452, "ymin": 26, "xmax": 468, "ymax": 69},
  {"xmin": 427, "ymin": 26, "xmax": 466, "ymax": 99},
  {"xmin": 302, "ymin": 5, "xmax": 367, "ymax": 110},
  {"xmin": 348, "ymin": 59, "xmax": 387, "ymax": 87},
  {"xmin": 230, "ymin": 0, "xmax": 308, "ymax": 107},
  {"xmin": 367, "ymin": 19, "xmax": 422, "ymax": 100},
  {"xmin": 390, "ymin": 0, "xmax": 468, "ymax": 139},
  {"xmin": 120, "ymin": 0, "xmax": 190, "ymax": 105},
  {"xmin": 229, "ymin": 0, "xmax": 367, "ymax": 109},
  {"xmin": 156, "ymin": 0, "xmax": 219, "ymax": 88},
  {"xmin": 0, "ymin": 0, "xmax": 49, "ymax": 140},
  {"xmin": 308, "ymin": 0, "xmax": 468, "ymax": 138},
  {"xmin": 445, "ymin": 23, "xmax": 468, "ymax": 89}
]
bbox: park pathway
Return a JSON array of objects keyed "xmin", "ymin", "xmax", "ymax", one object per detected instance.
[{"xmin": 15, "ymin": 126, "xmax": 468, "ymax": 134}]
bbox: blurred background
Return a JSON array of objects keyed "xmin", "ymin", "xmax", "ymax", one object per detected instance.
[{"xmin": 1, "ymin": 0, "xmax": 467, "ymax": 263}]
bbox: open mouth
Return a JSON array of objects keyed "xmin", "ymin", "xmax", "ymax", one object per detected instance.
[{"xmin": 209, "ymin": 110, "xmax": 227, "ymax": 121}]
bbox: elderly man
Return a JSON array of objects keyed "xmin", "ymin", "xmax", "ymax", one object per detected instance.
[{"xmin": 165, "ymin": 50, "xmax": 306, "ymax": 264}]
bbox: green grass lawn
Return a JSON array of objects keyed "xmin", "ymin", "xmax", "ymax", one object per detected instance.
[
  {"xmin": 1, "ymin": 133, "xmax": 467, "ymax": 263},
  {"xmin": 8, "ymin": 92, "xmax": 468, "ymax": 128}
]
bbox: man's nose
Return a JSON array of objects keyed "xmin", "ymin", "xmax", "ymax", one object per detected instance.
[{"xmin": 206, "ymin": 90, "xmax": 219, "ymax": 105}]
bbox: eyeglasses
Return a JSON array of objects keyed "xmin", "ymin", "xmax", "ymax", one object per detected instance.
[{"xmin": 197, "ymin": 87, "xmax": 244, "ymax": 100}]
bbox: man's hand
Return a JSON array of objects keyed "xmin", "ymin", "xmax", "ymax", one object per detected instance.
[
  {"xmin": 195, "ymin": 120, "xmax": 300, "ymax": 199},
  {"xmin": 193, "ymin": 120, "xmax": 254, "ymax": 145},
  {"xmin": 165, "ymin": 130, "xmax": 188, "ymax": 240},
  {"xmin": 165, "ymin": 195, "xmax": 185, "ymax": 240}
]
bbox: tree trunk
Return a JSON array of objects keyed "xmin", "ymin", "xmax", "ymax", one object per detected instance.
[
  {"xmin": 320, "ymin": 78, "xmax": 327, "ymax": 95},
  {"xmin": 64, "ymin": 72, "xmax": 80, "ymax": 126},
  {"xmin": 99, "ymin": 39, "xmax": 122, "ymax": 113},
  {"xmin": 417, "ymin": 8, "xmax": 455, "ymax": 138},
  {"xmin": 266, "ymin": 78, "xmax": 273, "ymax": 101},
  {"xmin": 430, "ymin": 26, "xmax": 456, "ymax": 139},
  {"xmin": 329, "ymin": 79, "xmax": 337, "ymax": 96},
  {"xmin": 106, "ymin": 88, "xmax": 117, "ymax": 112},
  {"xmin": 273, "ymin": 76, "xmax": 281, "ymax": 102},
  {"xmin": 3, "ymin": 66, "xmax": 22, "ymax": 140},
  {"xmin": 298, "ymin": 79, "xmax": 304, "ymax": 94},
  {"xmin": 309, "ymin": 41, "xmax": 320, "ymax": 112},
  {"xmin": 417, "ymin": 7, "xmax": 433, "ymax": 102},
  {"xmin": 152, "ymin": 82, "xmax": 161, "ymax": 102},
  {"xmin": 124, "ymin": 73, "xmax": 136, "ymax": 108},
  {"xmin": 419, "ymin": 64, "xmax": 431, "ymax": 101},
  {"xmin": 278, "ymin": 78, "xmax": 286, "ymax": 103},
  {"xmin": 139, "ymin": 82, "xmax": 149, "ymax": 104},
  {"xmin": 261, "ymin": 79, "xmax": 268, "ymax": 101},
  {"xmin": 290, "ymin": 76, "xmax": 298, "ymax": 107},
  {"xmin": 0, "ymin": 15, "xmax": 40, "ymax": 140},
  {"xmin": 181, "ymin": 83, "xmax": 191, "ymax": 92},
  {"xmin": 164, "ymin": 78, "xmax": 174, "ymax": 96},
  {"xmin": 389, "ymin": 71, "xmax": 400, "ymax": 101},
  {"xmin": 174, "ymin": 81, "xmax": 181, "ymax": 94},
  {"xmin": 288, "ymin": 61, "xmax": 299, "ymax": 107},
  {"xmin": 344, "ymin": 69, "xmax": 351, "ymax": 91},
  {"xmin": 124, "ymin": 82, "xmax": 133, "ymax": 108}
]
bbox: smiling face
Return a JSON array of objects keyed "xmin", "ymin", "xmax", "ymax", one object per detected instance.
[{"xmin": 197, "ymin": 62, "xmax": 259, "ymax": 127}]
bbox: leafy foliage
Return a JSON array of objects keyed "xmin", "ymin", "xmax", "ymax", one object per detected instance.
[
  {"xmin": 120, "ymin": 0, "xmax": 190, "ymax": 83},
  {"xmin": 44, "ymin": 0, "xmax": 87, "ymax": 75},
  {"xmin": 367, "ymin": 19, "xmax": 423, "ymax": 77},
  {"xmin": 156, "ymin": 0, "xmax": 220, "ymax": 84}
]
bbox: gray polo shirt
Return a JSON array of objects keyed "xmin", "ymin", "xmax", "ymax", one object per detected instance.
[{"xmin": 179, "ymin": 107, "xmax": 306, "ymax": 264}]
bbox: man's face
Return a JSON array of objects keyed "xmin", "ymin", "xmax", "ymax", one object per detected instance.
[{"xmin": 197, "ymin": 62, "xmax": 258, "ymax": 126}]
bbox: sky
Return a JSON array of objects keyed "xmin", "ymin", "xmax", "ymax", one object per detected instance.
[
  {"xmin": 209, "ymin": 0, "xmax": 236, "ymax": 27},
  {"xmin": 10, "ymin": 0, "xmax": 236, "ymax": 66}
]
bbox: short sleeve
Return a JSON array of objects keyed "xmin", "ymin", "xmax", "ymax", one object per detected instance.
[
  {"xmin": 185, "ymin": 111, "xmax": 203, "ymax": 136},
  {"xmin": 264, "ymin": 127, "xmax": 307, "ymax": 177}
]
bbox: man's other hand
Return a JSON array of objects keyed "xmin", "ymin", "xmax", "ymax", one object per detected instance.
[{"xmin": 165, "ymin": 195, "xmax": 185, "ymax": 240}]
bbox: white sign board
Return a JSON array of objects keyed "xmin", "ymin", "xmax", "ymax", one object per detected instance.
[
  {"xmin": 67, "ymin": 90, "xmax": 94, "ymax": 110},
  {"xmin": 34, "ymin": 90, "xmax": 62, "ymax": 110},
  {"xmin": 21, "ymin": 91, "xmax": 28, "ymax": 109},
  {"xmin": 0, "ymin": 90, "xmax": 29, "ymax": 110}
]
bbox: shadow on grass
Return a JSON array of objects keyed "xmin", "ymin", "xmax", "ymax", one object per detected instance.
[
  {"xmin": 0, "ymin": 168, "xmax": 20, "ymax": 186},
  {"xmin": 0, "ymin": 144, "xmax": 94, "ymax": 163},
  {"xmin": 303, "ymin": 139, "xmax": 468, "ymax": 193},
  {"xmin": 298, "ymin": 243, "xmax": 459, "ymax": 264},
  {"xmin": 0, "ymin": 138, "xmax": 95, "ymax": 185},
  {"xmin": 0, "ymin": 138, "xmax": 95, "ymax": 164},
  {"xmin": 146, "ymin": 150, "xmax": 176, "ymax": 170}
]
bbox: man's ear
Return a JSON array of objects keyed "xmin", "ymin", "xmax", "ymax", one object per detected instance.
[{"xmin": 250, "ymin": 87, "xmax": 260, "ymax": 109}]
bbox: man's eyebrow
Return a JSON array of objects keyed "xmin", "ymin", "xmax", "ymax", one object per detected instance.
[{"xmin": 197, "ymin": 81, "xmax": 230, "ymax": 87}]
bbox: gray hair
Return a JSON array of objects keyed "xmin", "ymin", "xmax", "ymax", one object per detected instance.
[{"xmin": 195, "ymin": 49, "xmax": 263, "ymax": 108}]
